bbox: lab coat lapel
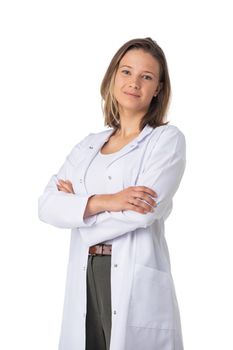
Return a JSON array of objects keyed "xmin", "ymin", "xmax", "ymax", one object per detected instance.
[
  {"xmin": 79, "ymin": 124, "xmax": 154, "ymax": 194},
  {"xmin": 104, "ymin": 124, "xmax": 154, "ymax": 168},
  {"xmin": 77, "ymin": 128, "xmax": 114, "ymax": 194}
]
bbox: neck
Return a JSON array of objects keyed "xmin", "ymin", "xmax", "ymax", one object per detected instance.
[{"xmin": 116, "ymin": 110, "xmax": 144, "ymax": 138}]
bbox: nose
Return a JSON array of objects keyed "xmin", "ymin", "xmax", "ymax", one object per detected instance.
[{"xmin": 129, "ymin": 77, "xmax": 140, "ymax": 89}]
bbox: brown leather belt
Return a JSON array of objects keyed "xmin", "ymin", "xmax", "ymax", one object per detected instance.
[{"xmin": 88, "ymin": 244, "xmax": 112, "ymax": 256}]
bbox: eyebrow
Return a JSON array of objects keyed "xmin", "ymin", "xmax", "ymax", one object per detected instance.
[{"xmin": 119, "ymin": 65, "xmax": 157, "ymax": 77}]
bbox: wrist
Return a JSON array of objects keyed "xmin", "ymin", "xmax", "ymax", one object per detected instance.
[
  {"xmin": 92, "ymin": 194, "xmax": 112, "ymax": 213},
  {"xmin": 85, "ymin": 194, "xmax": 112, "ymax": 217}
]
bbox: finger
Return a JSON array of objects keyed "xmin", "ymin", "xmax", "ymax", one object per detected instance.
[
  {"xmin": 57, "ymin": 179, "xmax": 74, "ymax": 195},
  {"xmin": 59, "ymin": 179, "xmax": 72, "ymax": 185},
  {"xmin": 126, "ymin": 203, "xmax": 149, "ymax": 214},
  {"xmin": 58, "ymin": 179, "xmax": 67, "ymax": 185},
  {"xmin": 132, "ymin": 186, "xmax": 157, "ymax": 197},
  {"xmin": 65, "ymin": 180, "xmax": 72, "ymax": 184},
  {"xmin": 64, "ymin": 183, "xmax": 74, "ymax": 193},
  {"xmin": 57, "ymin": 183, "xmax": 73, "ymax": 193},
  {"xmin": 58, "ymin": 180, "xmax": 74, "ymax": 192},
  {"xmin": 130, "ymin": 189, "xmax": 157, "ymax": 207},
  {"xmin": 130, "ymin": 198, "xmax": 154, "ymax": 212},
  {"xmin": 57, "ymin": 183, "xmax": 66, "ymax": 191},
  {"xmin": 133, "ymin": 191, "xmax": 157, "ymax": 207},
  {"xmin": 59, "ymin": 180, "xmax": 71, "ymax": 185},
  {"xmin": 65, "ymin": 181, "xmax": 75, "ymax": 192},
  {"xmin": 57, "ymin": 186, "xmax": 70, "ymax": 193}
]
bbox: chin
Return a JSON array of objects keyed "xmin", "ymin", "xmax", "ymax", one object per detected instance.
[
  {"xmin": 119, "ymin": 100, "xmax": 148, "ymax": 112},
  {"xmin": 118, "ymin": 99, "xmax": 141, "ymax": 108}
]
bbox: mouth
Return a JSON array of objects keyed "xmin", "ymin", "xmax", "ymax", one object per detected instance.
[{"xmin": 123, "ymin": 92, "xmax": 140, "ymax": 98}]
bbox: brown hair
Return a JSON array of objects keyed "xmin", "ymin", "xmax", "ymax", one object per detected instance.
[{"xmin": 100, "ymin": 37, "xmax": 171, "ymax": 131}]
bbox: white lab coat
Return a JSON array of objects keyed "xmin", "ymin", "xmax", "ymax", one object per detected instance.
[{"xmin": 38, "ymin": 123, "xmax": 186, "ymax": 350}]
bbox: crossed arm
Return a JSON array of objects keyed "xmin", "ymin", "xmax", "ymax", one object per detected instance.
[
  {"xmin": 38, "ymin": 127, "xmax": 186, "ymax": 246},
  {"xmin": 56, "ymin": 179, "xmax": 157, "ymax": 216}
]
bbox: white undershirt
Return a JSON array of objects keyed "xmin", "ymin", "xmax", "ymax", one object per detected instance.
[{"xmin": 85, "ymin": 148, "xmax": 122, "ymax": 245}]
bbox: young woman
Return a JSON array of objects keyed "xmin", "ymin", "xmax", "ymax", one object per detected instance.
[{"xmin": 38, "ymin": 37, "xmax": 186, "ymax": 350}]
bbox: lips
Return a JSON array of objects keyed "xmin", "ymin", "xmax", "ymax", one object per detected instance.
[{"xmin": 124, "ymin": 92, "xmax": 140, "ymax": 97}]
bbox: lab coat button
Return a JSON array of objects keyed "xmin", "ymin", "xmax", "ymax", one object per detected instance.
[
  {"xmin": 89, "ymin": 146, "xmax": 93, "ymax": 149},
  {"xmin": 113, "ymin": 310, "xmax": 117, "ymax": 315},
  {"xmin": 83, "ymin": 266, "xmax": 86, "ymax": 271},
  {"xmin": 79, "ymin": 179, "xmax": 83, "ymax": 183},
  {"xmin": 108, "ymin": 175, "xmax": 112, "ymax": 180},
  {"xmin": 114, "ymin": 264, "xmax": 118, "ymax": 268}
]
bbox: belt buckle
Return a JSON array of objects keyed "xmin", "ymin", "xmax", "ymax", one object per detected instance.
[{"xmin": 90, "ymin": 244, "xmax": 104, "ymax": 256}]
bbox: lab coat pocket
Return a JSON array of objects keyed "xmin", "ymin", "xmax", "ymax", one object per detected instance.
[{"xmin": 127, "ymin": 263, "xmax": 175, "ymax": 330}]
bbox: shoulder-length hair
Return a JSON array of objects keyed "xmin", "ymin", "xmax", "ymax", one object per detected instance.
[{"xmin": 100, "ymin": 37, "xmax": 171, "ymax": 131}]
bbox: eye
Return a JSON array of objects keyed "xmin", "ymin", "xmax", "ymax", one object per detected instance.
[
  {"xmin": 121, "ymin": 69, "xmax": 131, "ymax": 75},
  {"xmin": 142, "ymin": 75, "xmax": 153, "ymax": 80}
]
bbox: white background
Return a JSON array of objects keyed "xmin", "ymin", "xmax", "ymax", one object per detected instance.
[{"xmin": 0, "ymin": 0, "xmax": 233, "ymax": 349}]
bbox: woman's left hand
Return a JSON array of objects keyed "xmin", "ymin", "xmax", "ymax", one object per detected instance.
[{"xmin": 57, "ymin": 179, "xmax": 75, "ymax": 194}]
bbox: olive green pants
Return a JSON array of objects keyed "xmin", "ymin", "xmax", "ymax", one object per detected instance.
[{"xmin": 85, "ymin": 255, "xmax": 112, "ymax": 350}]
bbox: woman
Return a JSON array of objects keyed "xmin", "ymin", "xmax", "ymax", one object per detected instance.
[{"xmin": 38, "ymin": 37, "xmax": 186, "ymax": 350}]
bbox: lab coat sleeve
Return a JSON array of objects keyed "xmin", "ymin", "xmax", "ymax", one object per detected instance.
[
  {"xmin": 38, "ymin": 133, "xmax": 97, "ymax": 229},
  {"xmin": 79, "ymin": 126, "xmax": 186, "ymax": 246}
]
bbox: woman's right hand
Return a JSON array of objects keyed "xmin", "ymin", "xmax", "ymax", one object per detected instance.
[{"xmin": 106, "ymin": 186, "xmax": 157, "ymax": 214}]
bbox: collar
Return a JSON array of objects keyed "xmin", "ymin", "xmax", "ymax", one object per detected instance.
[{"xmin": 102, "ymin": 123, "xmax": 154, "ymax": 145}]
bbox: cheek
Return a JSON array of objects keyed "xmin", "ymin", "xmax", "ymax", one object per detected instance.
[
  {"xmin": 114, "ymin": 74, "xmax": 124, "ymax": 89},
  {"xmin": 113, "ymin": 76, "xmax": 124, "ymax": 97},
  {"xmin": 145, "ymin": 85, "xmax": 157, "ymax": 100}
]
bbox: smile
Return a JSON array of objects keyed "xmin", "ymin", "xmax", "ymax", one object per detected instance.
[{"xmin": 123, "ymin": 92, "xmax": 140, "ymax": 98}]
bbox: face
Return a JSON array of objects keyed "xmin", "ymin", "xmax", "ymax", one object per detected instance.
[{"xmin": 113, "ymin": 49, "xmax": 161, "ymax": 116}]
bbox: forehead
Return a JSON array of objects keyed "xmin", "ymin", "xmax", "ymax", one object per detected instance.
[{"xmin": 119, "ymin": 49, "xmax": 160, "ymax": 72}]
